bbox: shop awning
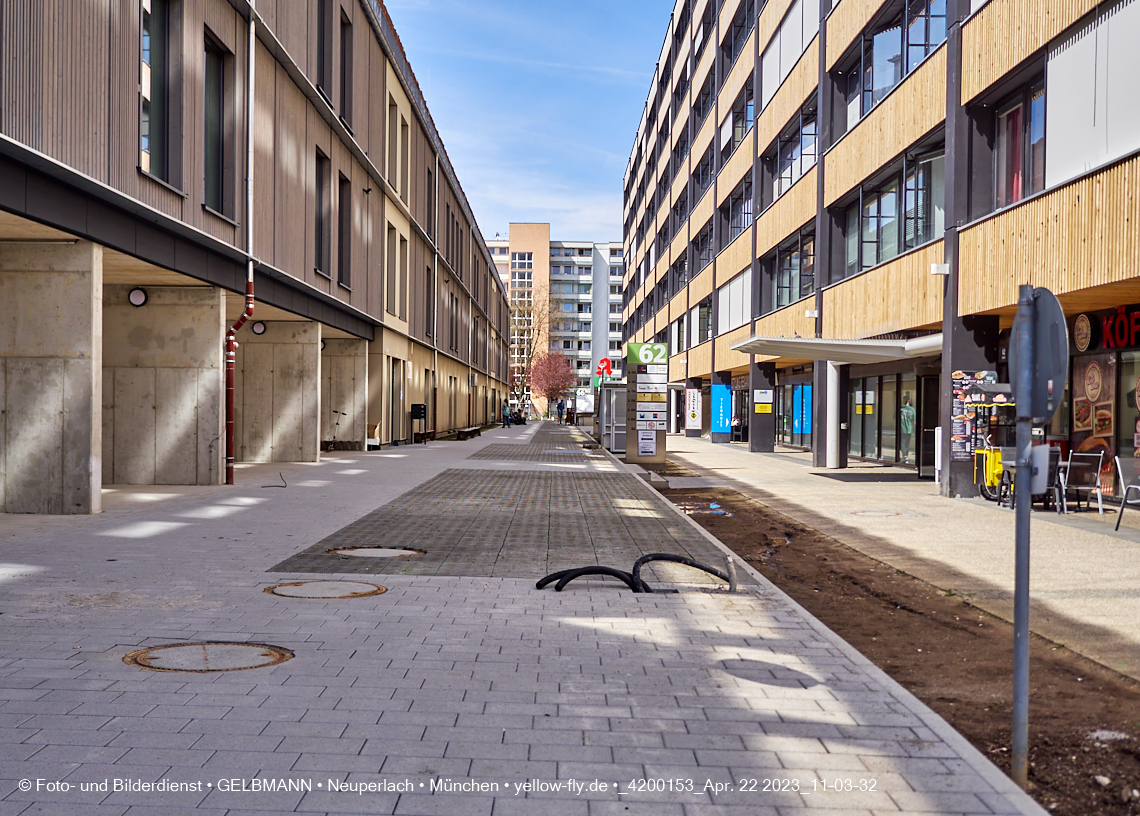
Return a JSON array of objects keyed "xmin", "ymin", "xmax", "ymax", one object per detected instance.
[{"xmin": 730, "ymin": 333, "xmax": 943, "ymax": 364}]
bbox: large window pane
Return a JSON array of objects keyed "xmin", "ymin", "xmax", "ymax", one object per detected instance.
[
  {"xmin": 864, "ymin": 376, "xmax": 880, "ymax": 457},
  {"xmin": 849, "ymin": 379, "xmax": 864, "ymax": 456},
  {"xmin": 881, "ymin": 376, "xmax": 898, "ymax": 462},
  {"xmin": 865, "ymin": 25, "xmax": 903, "ymax": 110},
  {"xmin": 996, "ymin": 100, "xmax": 1024, "ymax": 207},
  {"xmin": 203, "ymin": 40, "xmax": 224, "ymax": 212},
  {"xmin": 900, "ymin": 374, "xmax": 917, "ymax": 465}
]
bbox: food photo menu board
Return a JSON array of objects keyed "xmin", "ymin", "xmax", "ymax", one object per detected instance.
[
  {"xmin": 1071, "ymin": 353, "xmax": 1116, "ymax": 496},
  {"xmin": 950, "ymin": 371, "xmax": 997, "ymax": 461}
]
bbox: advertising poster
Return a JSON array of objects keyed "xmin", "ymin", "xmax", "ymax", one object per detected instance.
[
  {"xmin": 685, "ymin": 388, "xmax": 702, "ymax": 430},
  {"xmin": 950, "ymin": 371, "xmax": 997, "ymax": 461},
  {"xmin": 1071, "ymin": 353, "xmax": 1116, "ymax": 495},
  {"xmin": 711, "ymin": 383, "xmax": 731, "ymax": 433}
]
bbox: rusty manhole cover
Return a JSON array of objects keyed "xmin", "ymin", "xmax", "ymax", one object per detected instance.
[
  {"xmin": 329, "ymin": 547, "xmax": 424, "ymax": 558},
  {"xmin": 266, "ymin": 580, "xmax": 386, "ymax": 599},
  {"xmin": 123, "ymin": 642, "xmax": 293, "ymax": 673}
]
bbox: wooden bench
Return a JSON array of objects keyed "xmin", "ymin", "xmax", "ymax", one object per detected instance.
[{"xmin": 455, "ymin": 426, "xmax": 481, "ymax": 441}]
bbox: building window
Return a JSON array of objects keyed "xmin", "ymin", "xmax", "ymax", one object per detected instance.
[
  {"xmin": 510, "ymin": 252, "xmax": 533, "ymax": 270},
  {"xmin": 995, "ymin": 82, "xmax": 1045, "ymax": 209},
  {"xmin": 720, "ymin": 0, "xmax": 755, "ymax": 69},
  {"xmin": 720, "ymin": 177, "xmax": 754, "ymax": 247},
  {"xmin": 317, "ymin": 0, "xmax": 333, "ymax": 96},
  {"xmin": 693, "ymin": 219, "xmax": 714, "ymax": 272},
  {"xmin": 906, "ymin": 0, "xmax": 947, "ymax": 71},
  {"xmin": 203, "ymin": 35, "xmax": 226, "ymax": 213},
  {"xmin": 860, "ymin": 177, "xmax": 900, "ymax": 271},
  {"xmin": 770, "ymin": 104, "xmax": 817, "ymax": 201},
  {"xmin": 717, "ymin": 269, "xmax": 752, "ymax": 334},
  {"xmin": 315, "ymin": 151, "xmax": 331, "ymax": 277},
  {"xmin": 388, "ymin": 97, "xmax": 398, "ymax": 189},
  {"xmin": 671, "ymin": 120, "xmax": 690, "ymax": 175},
  {"xmin": 693, "ymin": 142, "xmax": 715, "ymax": 200},
  {"xmin": 140, "ymin": 0, "xmax": 176, "ymax": 181},
  {"xmin": 339, "ymin": 12, "xmax": 353, "ymax": 127},
  {"xmin": 386, "ymin": 225, "xmax": 397, "ymax": 314},
  {"xmin": 904, "ymin": 151, "xmax": 945, "ymax": 248},
  {"xmin": 776, "ymin": 232, "xmax": 815, "ymax": 308},
  {"xmin": 693, "ymin": 70, "xmax": 715, "ymax": 126},
  {"xmin": 720, "ymin": 85, "xmax": 754, "ymax": 161},
  {"xmin": 425, "ymin": 265, "xmax": 433, "ymax": 336},
  {"xmin": 337, "ymin": 174, "xmax": 351, "ymax": 288},
  {"xmin": 760, "ymin": 0, "xmax": 821, "ymax": 109},
  {"xmin": 689, "ymin": 296, "xmax": 713, "ymax": 347}
]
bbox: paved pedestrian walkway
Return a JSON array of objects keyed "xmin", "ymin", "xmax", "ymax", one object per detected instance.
[
  {"xmin": 0, "ymin": 422, "xmax": 1042, "ymax": 815},
  {"xmin": 664, "ymin": 436, "xmax": 1140, "ymax": 684}
]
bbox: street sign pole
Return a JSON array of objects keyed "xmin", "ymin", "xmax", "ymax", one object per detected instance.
[{"xmin": 1011, "ymin": 284, "xmax": 1034, "ymax": 788}]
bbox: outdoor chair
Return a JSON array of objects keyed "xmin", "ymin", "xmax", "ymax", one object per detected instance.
[
  {"xmin": 1059, "ymin": 450, "xmax": 1104, "ymax": 514},
  {"xmin": 1115, "ymin": 455, "xmax": 1140, "ymax": 530},
  {"xmin": 998, "ymin": 447, "xmax": 1017, "ymax": 508},
  {"xmin": 1041, "ymin": 446, "xmax": 1062, "ymax": 512}
]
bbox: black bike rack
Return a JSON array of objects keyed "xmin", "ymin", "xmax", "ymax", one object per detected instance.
[{"xmin": 536, "ymin": 552, "xmax": 732, "ymax": 593}]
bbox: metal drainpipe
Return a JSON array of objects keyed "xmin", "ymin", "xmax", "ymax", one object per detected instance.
[
  {"xmin": 432, "ymin": 153, "xmax": 439, "ymax": 438},
  {"xmin": 226, "ymin": 1, "xmax": 257, "ymax": 485}
]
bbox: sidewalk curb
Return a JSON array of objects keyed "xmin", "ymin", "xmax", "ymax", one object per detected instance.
[{"xmin": 595, "ymin": 442, "xmax": 1048, "ymax": 816}]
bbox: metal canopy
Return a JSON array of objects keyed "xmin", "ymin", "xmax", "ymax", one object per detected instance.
[{"xmin": 730, "ymin": 333, "xmax": 943, "ymax": 364}]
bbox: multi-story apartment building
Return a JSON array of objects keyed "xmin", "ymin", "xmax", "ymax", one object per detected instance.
[
  {"xmin": 489, "ymin": 224, "xmax": 623, "ymax": 414},
  {"xmin": 0, "ymin": 0, "xmax": 509, "ymax": 514},
  {"xmin": 623, "ymin": 0, "xmax": 1140, "ymax": 497}
]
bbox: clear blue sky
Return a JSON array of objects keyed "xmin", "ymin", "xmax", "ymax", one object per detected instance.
[{"xmin": 384, "ymin": 0, "xmax": 669, "ymax": 244}]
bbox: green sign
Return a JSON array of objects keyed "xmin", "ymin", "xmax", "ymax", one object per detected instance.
[{"xmin": 627, "ymin": 342, "xmax": 667, "ymax": 365}]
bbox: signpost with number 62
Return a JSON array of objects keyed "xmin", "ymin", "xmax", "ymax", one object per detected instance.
[{"xmin": 625, "ymin": 343, "xmax": 668, "ymax": 464}]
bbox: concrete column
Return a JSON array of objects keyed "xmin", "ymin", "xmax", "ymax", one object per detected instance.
[
  {"xmin": 233, "ymin": 321, "xmax": 321, "ymax": 463},
  {"xmin": 102, "ymin": 285, "xmax": 225, "ymax": 485},
  {"xmin": 321, "ymin": 338, "xmax": 367, "ymax": 450},
  {"xmin": 711, "ymin": 370, "xmax": 732, "ymax": 444},
  {"xmin": 0, "ymin": 241, "xmax": 102, "ymax": 514},
  {"xmin": 748, "ymin": 361, "xmax": 776, "ymax": 453},
  {"xmin": 826, "ymin": 361, "xmax": 842, "ymax": 468}
]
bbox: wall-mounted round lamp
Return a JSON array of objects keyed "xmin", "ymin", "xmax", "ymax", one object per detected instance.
[
  {"xmin": 128, "ymin": 287, "xmax": 148, "ymax": 307},
  {"xmin": 251, "ymin": 321, "xmax": 267, "ymax": 335},
  {"xmin": 320, "ymin": 339, "xmax": 327, "ymax": 350}
]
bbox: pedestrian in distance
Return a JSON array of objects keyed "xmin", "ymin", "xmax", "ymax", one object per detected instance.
[
  {"xmin": 556, "ymin": 399, "xmax": 565, "ymax": 425},
  {"xmin": 502, "ymin": 401, "xmax": 511, "ymax": 428},
  {"xmin": 900, "ymin": 394, "xmax": 916, "ymax": 461}
]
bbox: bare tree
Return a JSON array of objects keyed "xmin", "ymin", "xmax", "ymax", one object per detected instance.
[{"xmin": 508, "ymin": 293, "xmax": 549, "ymax": 412}]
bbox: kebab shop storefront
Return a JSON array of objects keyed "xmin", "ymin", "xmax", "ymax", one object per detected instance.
[{"xmin": 1068, "ymin": 306, "xmax": 1140, "ymax": 496}]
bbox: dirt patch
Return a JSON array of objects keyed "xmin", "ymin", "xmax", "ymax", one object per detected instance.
[{"xmin": 662, "ymin": 486, "xmax": 1140, "ymax": 816}]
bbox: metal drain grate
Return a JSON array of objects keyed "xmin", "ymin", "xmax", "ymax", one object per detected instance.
[
  {"xmin": 329, "ymin": 547, "xmax": 424, "ymax": 558},
  {"xmin": 123, "ymin": 642, "xmax": 293, "ymax": 673},
  {"xmin": 265, "ymin": 581, "xmax": 387, "ymax": 599}
]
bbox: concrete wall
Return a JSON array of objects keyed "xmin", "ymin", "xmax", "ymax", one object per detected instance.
[
  {"xmin": 102, "ymin": 285, "xmax": 225, "ymax": 485},
  {"xmin": 234, "ymin": 321, "xmax": 321, "ymax": 462},
  {"xmin": 320, "ymin": 338, "xmax": 367, "ymax": 449},
  {"xmin": 0, "ymin": 241, "xmax": 102, "ymax": 514}
]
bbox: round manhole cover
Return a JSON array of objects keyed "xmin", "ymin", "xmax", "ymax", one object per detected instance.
[
  {"xmin": 266, "ymin": 581, "xmax": 386, "ymax": 599},
  {"xmin": 330, "ymin": 547, "xmax": 424, "ymax": 558},
  {"xmin": 123, "ymin": 642, "xmax": 293, "ymax": 673},
  {"xmin": 848, "ymin": 509, "xmax": 926, "ymax": 518}
]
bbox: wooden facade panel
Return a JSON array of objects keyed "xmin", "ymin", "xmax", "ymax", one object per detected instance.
[
  {"xmin": 753, "ymin": 302, "xmax": 818, "ymax": 361},
  {"xmin": 669, "ymin": 228, "xmax": 688, "ymax": 269},
  {"xmin": 757, "ymin": 39, "xmax": 817, "ymax": 153},
  {"xmin": 715, "ymin": 324, "xmax": 753, "ymax": 370},
  {"xmin": 670, "ymin": 160, "xmax": 688, "ymax": 206},
  {"xmin": 670, "ymin": 352, "xmax": 688, "ymax": 382},
  {"xmin": 823, "ymin": 240, "xmax": 944, "ymax": 338},
  {"xmin": 959, "ymin": 155, "xmax": 1140, "ymax": 315},
  {"xmin": 689, "ymin": 263, "xmax": 715, "ymax": 304},
  {"xmin": 826, "ymin": 0, "xmax": 886, "ymax": 70},
  {"xmin": 824, "ymin": 46, "xmax": 946, "ymax": 206},
  {"xmin": 759, "ymin": 0, "xmax": 798, "ymax": 55},
  {"xmin": 720, "ymin": 32, "xmax": 757, "ymax": 115},
  {"xmin": 688, "ymin": 340, "xmax": 713, "ymax": 377},
  {"xmin": 275, "ymin": 64, "xmax": 309, "ymax": 282},
  {"xmin": 693, "ymin": 34, "xmax": 715, "ymax": 97},
  {"xmin": 962, "ymin": 0, "xmax": 1096, "ymax": 103},
  {"xmin": 756, "ymin": 165, "xmax": 817, "ymax": 257},
  {"xmin": 49, "ymin": 0, "xmax": 110, "ymax": 182},
  {"xmin": 717, "ymin": 140, "xmax": 754, "ymax": 207},
  {"xmin": 253, "ymin": 42, "xmax": 278, "ymax": 268},
  {"xmin": 274, "ymin": 0, "xmax": 310, "ymax": 80},
  {"xmin": 717, "ymin": 226, "xmax": 753, "ymax": 284}
]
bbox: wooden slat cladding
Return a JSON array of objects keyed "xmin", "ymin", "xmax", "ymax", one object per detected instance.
[
  {"xmin": 670, "ymin": 352, "xmax": 688, "ymax": 382},
  {"xmin": 715, "ymin": 324, "xmax": 753, "ymax": 370},
  {"xmin": 961, "ymin": 0, "xmax": 1096, "ymax": 103},
  {"xmin": 758, "ymin": 0, "xmax": 797, "ymax": 54},
  {"xmin": 688, "ymin": 340, "xmax": 713, "ymax": 376},
  {"xmin": 823, "ymin": 240, "xmax": 944, "ymax": 338},
  {"xmin": 757, "ymin": 39, "xmax": 817, "ymax": 152},
  {"xmin": 690, "ymin": 182, "xmax": 716, "ymax": 234},
  {"xmin": 825, "ymin": 46, "xmax": 946, "ymax": 206},
  {"xmin": 669, "ymin": 227, "xmax": 689, "ymax": 267},
  {"xmin": 691, "ymin": 110, "xmax": 715, "ymax": 165},
  {"xmin": 670, "ymin": 161, "xmax": 688, "ymax": 206},
  {"xmin": 693, "ymin": 34, "xmax": 715, "ymax": 96},
  {"xmin": 753, "ymin": 302, "xmax": 818, "ymax": 360},
  {"xmin": 756, "ymin": 165, "xmax": 817, "ymax": 257},
  {"xmin": 719, "ymin": 31, "xmax": 756, "ymax": 114},
  {"xmin": 717, "ymin": 226, "xmax": 753, "ymax": 284},
  {"xmin": 1, "ymin": 2, "xmax": 45, "ymax": 151},
  {"xmin": 719, "ymin": 0, "xmax": 745, "ymax": 39},
  {"xmin": 826, "ymin": 0, "xmax": 887, "ymax": 70},
  {"xmin": 717, "ymin": 140, "xmax": 754, "ymax": 207},
  {"xmin": 959, "ymin": 155, "xmax": 1140, "ymax": 315}
]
